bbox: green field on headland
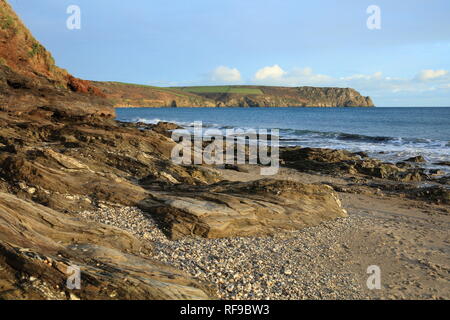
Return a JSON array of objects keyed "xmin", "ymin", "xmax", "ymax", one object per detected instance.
[{"xmin": 175, "ymin": 86, "xmax": 264, "ymax": 95}]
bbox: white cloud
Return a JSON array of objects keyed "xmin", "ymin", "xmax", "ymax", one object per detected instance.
[
  {"xmin": 340, "ymin": 72, "xmax": 383, "ymax": 81},
  {"xmin": 210, "ymin": 66, "xmax": 242, "ymax": 83},
  {"xmin": 204, "ymin": 64, "xmax": 449, "ymax": 105},
  {"xmin": 254, "ymin": 65, "xmax": 286, "ymax": 81},
  {"xmin": 415, "ymin": 69, "xmax": 449, "ymax": 81}
]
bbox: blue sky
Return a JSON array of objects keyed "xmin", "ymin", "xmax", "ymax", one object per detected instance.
[{"xmin": 9, "ymin": 0, "xmax": 450, "ymax": 106}]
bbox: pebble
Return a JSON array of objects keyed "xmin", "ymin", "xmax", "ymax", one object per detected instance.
[{"xmin": 78, "ymin": 206, "xmax": 377, "ymax": 300}]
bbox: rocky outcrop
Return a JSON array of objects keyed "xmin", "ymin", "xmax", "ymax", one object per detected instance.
[
  {"xmin": 404, "ymin": 156, "xmax": 426, "ymax": 163},
  {"xmin": 281, "ymin": 147, "xmax": 428, "ymax": 182},
  {"xmin": 0, "ymin": 111, "xmax": 220, "ymax": 213},
  {"xmin": 0, "ymin": 0, "xmax": 67, "ymax": 85},
  {"xmin": 0, "ymin": 111, "xmax": 347, "ymax": 241},
  {"xmin": 139, "ymin": 179, "xmax": 348, "ymax": 240}
]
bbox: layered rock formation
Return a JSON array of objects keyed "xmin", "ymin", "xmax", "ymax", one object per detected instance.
[
  {"xmin": 0, "ymin": 1, "xmax": 215, "ymax": 299},
  {"xmin": 139, "ymin": 179, "xmax": 347, "ymax": 240},
  {"xmin": 0, "ymin": 192, "xmax": 212, "ymax": 300}
]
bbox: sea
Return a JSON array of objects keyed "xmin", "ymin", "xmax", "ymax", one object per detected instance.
[{"xmin": 116, "ymin": 107, "xmax": 450, "ymax": 173}]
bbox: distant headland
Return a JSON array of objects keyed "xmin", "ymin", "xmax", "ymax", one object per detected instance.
[{"xmin": 94, "ymin": 82, "xmax": 375, "ymax": 108}]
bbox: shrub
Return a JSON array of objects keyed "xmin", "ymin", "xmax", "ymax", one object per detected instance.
[
  {"xmin": 0, "ymin": 14, "xmax": 14, "ymax": 30},
  {"xmin": 29, "ymin": 42, "xmax": 45, "ymax": 58}
]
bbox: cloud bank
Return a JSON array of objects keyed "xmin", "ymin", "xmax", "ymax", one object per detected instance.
[{"xmin": 415, "ymin": 69, "xmax": 449, "ymax": 81}]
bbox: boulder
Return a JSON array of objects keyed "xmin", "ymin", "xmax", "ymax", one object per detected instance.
[
  {"xmin": 404, "ymin": 156, "xmax": 426, "ymax": 163},
  {"xmin": 151, "ymin": 121, "xmax": 182, "ymax": 137}
]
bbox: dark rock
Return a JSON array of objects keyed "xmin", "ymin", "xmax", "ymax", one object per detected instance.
[
  {"xmin": 404, "ymin": 156, "xmax": 426, "ymax": 163},
  {"xmin": 151, "ymin": 121, "xmax": 182, "ymax": 137},
  {"xmin": 354, "ymin": 151, "xmax": 369, "ymax": 158},
  {"xmin": 435, "ymin": 176, "xmax": 450, "ymax": 185},
  {"xmin": 429, "ymin": 169, "xmax": 445, "ymax": 176},
  {"xmin": 281, "ymin": 147, "xmax": 429, "ymax": 182},
  {"xmin": 409, "ymin": 186, "xmax": 450, "ymax": 204},
  {"xmin": 396, "ymin": 161, "xmax": 412, "ymax": 169},
  {"xmin": 434, "ymin": 161, "xmax": 450, "ymax": 167}
]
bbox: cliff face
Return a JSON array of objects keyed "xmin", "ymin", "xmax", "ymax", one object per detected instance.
[
  {"xmin": 0, "ymin": 0, "xmax": 112, "ymax": 117},
  {"xmin": 94, "ymin": 81, "xmax": 218, "ymax": 108},
  {"xmin": 209, "ymin": 86, "xmax": 374, "ymax": 108},
  {"xmin": 0, "ymin": 0, "xmax": 68, "ymax": 85},
  {"xmin": 94, "ymin": 82, "xmax": 375, "ymax": 108}
]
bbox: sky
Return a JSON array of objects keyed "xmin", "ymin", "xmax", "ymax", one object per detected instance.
[{"xmin": 9, "ymin": 0, "xmax": 450, "ymax": 106}]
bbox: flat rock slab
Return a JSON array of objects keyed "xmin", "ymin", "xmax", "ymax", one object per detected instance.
[{"xmin": 140, "ymin": 179, "xmax": 348, "ymax": 239}]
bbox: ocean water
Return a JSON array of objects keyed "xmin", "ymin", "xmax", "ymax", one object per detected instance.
[{"xmin": 116, "ymin": 107, "xmax": 450, "ymax": 172}]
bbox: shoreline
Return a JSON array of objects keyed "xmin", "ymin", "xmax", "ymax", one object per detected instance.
[{"xmin": 115, "ymin": 113, "xmax": 450, "ymax": 176}]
